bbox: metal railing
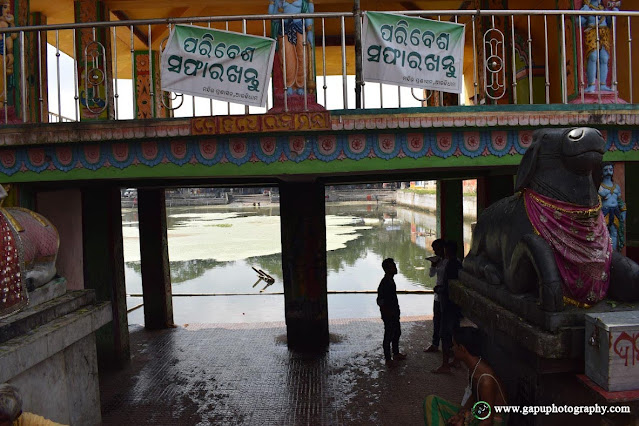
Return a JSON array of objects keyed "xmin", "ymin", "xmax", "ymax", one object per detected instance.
[{"xmin": 0, "ymin": 8, "xmax": 637, "ymax": 125}]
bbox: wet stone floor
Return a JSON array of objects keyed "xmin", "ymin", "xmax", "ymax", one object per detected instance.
[{"xmin": 100, "ymin": 316, "xmax": 466, "ymax": 425}]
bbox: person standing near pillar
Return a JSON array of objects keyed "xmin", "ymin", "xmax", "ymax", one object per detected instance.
[
  {"xmin": 432, "ymin": 241, "xmax": 462, "ymax": 374},
  {"xmin": 424, "ymin": 239, "xmax": 447, "ymax": 353},
  {"xmin": 377, "ymin": 258, "xmax": 407, "ymax": 366}
]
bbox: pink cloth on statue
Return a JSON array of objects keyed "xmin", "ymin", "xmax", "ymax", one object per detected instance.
[{"xmin": 523, "ymin": 189, "xmax": 611, "ymax": 306}]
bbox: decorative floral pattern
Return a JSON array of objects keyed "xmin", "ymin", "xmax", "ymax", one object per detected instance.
[
  {"xmin": 487, "ymin": 131, "xmax": 511, "ymax": 157},
  {"xmin": 460, "ymin": 132, "xmax": 485, "ymax": 158},
  {"xmin": 284, "ymin": 136, "xmax": 312, "ymax": 163},
  {"xmin": 109, "ymin": 143, "xmax": 135, "ymax": 169},
  {"xmin": 402, "ymin": 133, "xmax": 428, "ymax": 159},
  {"xmin": 0, "ymin": 129, "xmax": 636, "ymax": 176},
  {"xmin": 195, "ymin": 140, "xmax": 223, "ymax": 166},
  {"xmin": 226, "ymin": 138, "xmax": 252, "ymax": 166},
  {"xmin": 343, "ymin": 135, "xmax": 370, "ymax": 160},
  {"xmin": 373, "ymin": 134, "xmax": 400, "ymax": 160},
  {"xmin": 136, "ymin": 141, "xmax": 164, "ymax": 167},
  {"xmin": 314, "ymin": 135, "xmax": 341, "ymax": 161},
  {"xmin": 255, "ymin": 137, "xmax": 282, "ymax": 164},
  {"xmin": 165, "ymin": 141, "xmax": 192, "ymax": 166}
]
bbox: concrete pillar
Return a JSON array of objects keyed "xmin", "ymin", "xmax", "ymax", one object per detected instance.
[
  {"xmin": 477, "ymin": 175, "xmax": 515, "ymax": 216},
  {"xmin": 36, "ymin": 190, "xmax": 84, "ymax": 290},
  {"xmin": 279, "ymin": 180, "xmax": 329, "ymax": 350},
  {"xmin": 436, "ymin": 179, "xmax": 464, "ymax": 257},
  {"xmin": 74, "ymin": 0, "xmax": 114, "ymax": 120},
  {"xmin": 137, "ymin": 188, "xmax": 174, "ymax": 329},
  {"xmin": 82, "ymin": 186, "xmax": 129, "ymax": 366},
  {"xmin": 133, "ymin": 50, "xmax": 169, "ymax": 119}
]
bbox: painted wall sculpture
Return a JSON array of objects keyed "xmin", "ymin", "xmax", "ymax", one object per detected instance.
[
  {"xmin": 578, "ymin": 0, "xmax": 620, "ymax": 93},
  {"xmin": 463, "ymin": 127, "xmax": 639, "ymax": 312},
  {"xmin": 0, "ymin": 186, "xmax": 60, "ymax": 318},
  {"xmin": 599, "ymin": 162, "xmax": 626, "ymax": 252},
  {"xmin": 268, "ymin": 0, "xmax": 323, "ymax": 112}
]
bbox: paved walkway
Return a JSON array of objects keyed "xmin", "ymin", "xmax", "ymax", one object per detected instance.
[{"xmin": 100, "ymin": 316, "xmax": 466, "ymax": 425}]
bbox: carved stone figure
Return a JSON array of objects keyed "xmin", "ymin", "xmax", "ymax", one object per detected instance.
[
  {"xmin": 599, "ymin": 162, "xmax": 626, "ymax": 252},
  {"xmin": 579, "ymin": 0, "xmax": 619, "ymax": 93},
  {"xmin": 463, "ymin": 127, "xmax": 639, "ymax": 312},
  {"xmin": 0, "ymin": 185, "xmax": 60, "ymax": 318}
]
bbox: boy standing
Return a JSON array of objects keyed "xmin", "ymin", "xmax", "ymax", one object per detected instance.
[{"xmin": 377, "ymin": 258, "xmax": 407, "ymax": 365}]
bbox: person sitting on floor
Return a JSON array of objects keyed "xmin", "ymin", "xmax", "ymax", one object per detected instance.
[
  {"xmin": 424, "ymin": 327, "xmax": 508, "ymax": 426},
  {"xmin": 0, "ymin": 384, "xmax": 66, "ymax": 426}
]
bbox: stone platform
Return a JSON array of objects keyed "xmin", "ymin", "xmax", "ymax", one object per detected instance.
[
  {"xmin": 100, "ymin": 316, "xmax": 465, "ymax": 425},
  {"xmin": 0, "ymin": 281, "xmax": 111, "ymax": 425}
]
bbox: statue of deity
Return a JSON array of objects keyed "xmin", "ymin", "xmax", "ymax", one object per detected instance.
[
  {"xmin": 268, "ymin": 0, "xmax": 315, "ymax": 97},
  {"xmin": 0, "ymin": 0, "xmax": 17, "ymax": 104},
  {"xmin": 599, "ymin": 162, "xmax": 626, "ymax": 252},
  {"xmin": 579, "ymin": 0, "xmax": 620, "ymax": 93}
]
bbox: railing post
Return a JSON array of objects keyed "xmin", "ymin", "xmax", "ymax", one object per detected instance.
[
  {"xmin": 354, "ymin": 0, "xmax": 363, "ymax": 109},
  {"xmin": 74, "ymin": 0, "xmax": 114, "ymax": 121}
]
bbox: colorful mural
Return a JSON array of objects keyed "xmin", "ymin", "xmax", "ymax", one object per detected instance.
[{"xmin": 0, "ymin": 128, "xmax": 637, "ymax": 178}]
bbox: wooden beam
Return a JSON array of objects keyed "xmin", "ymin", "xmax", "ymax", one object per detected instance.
[{"xmin": 112, "ymin": 10, "xmax": 148, "ymax": 46}]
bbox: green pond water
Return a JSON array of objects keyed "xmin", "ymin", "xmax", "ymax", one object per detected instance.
[{"xmin": 122, "ymin": 202, "xmax": 473, "ymax": 324}]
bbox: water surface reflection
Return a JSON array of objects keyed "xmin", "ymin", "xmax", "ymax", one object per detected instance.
[{"xmin": 123, "ymin": 203, "xmax": 472, "ymax": 324}]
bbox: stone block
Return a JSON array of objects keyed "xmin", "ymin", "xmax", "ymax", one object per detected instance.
[{"xmin": 28, "ymin": 276, "xmax": 67, "ymax": 307}]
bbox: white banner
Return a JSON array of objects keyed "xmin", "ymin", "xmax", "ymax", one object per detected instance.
[
  {"xmin": 362, "ymin": 12, "xmax": 465, "ymax": 94},
  {"xmin": 161, "ymin": 25, "xmax": 276, "ymax": 107}
]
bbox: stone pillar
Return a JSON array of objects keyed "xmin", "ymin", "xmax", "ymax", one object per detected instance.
[
  {"xmin": 477, "ymin": 175, "xmax": 514, "ymax": 216},
  {"xmin": 82, "ymin": 186, "xmax": 129, "ymax": 366},
  {"xmin": 626, "ymin": 163, "xmax": 639, "ymax": 263},
  {"xmin": 137, "ymin": 188, "xmax": 174, "ymax": 329},
  {"xmin": 279, "ymin": 180, "xmax": 329, "ymax": 349},
  {"xmin": 74, "ymin": 0, "xmax": 114, "ymax": 120},
  {"xmin": 436, "ymin": 179, "xmax": 464, "ymax": 257},
  {"xmin": 133, "ymin": 50, "xmax": 169, "ymax": 119}
]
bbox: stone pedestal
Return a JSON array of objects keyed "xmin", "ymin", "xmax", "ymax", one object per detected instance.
[
  {"xmin": 0, "ymin": 280, "xmax": 111, "ymax": 425},
  {"xmin": 450, "ymin": 277, "xmax": 639, "ymax": 425}
]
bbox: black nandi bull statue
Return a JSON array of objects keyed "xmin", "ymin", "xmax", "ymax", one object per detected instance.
[{"xmin": 463, "ymin": 127, "xmax": 639, "ymax": 312}]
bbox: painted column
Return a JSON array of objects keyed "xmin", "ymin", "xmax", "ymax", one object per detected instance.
[
  {"xmin": 279, "ymin": 180, "xmax": 329, "ymax": 349},
  {"xmin": 0, "ymin": 0, "xmax": 34, "ymax": 123},
  {"xmin": 137, "ymin": 188, "xmax": 174, "ymax": 329},
  {"xmin": 436, "ymin": 180, "xmax": 464, "ymax": 257},
  {"xmin": 74, "ymin": 0, "xmax": 114, "ymax": 120},
  {"xmin": 26, "ymin": 12, "xmax": 48, "ymax": 122},
  {"xmin": 477, "ymin": 175, "xmax": 514, "ymax": 216},
  {"xmin": 82, "ymin": 186, "xmax": 129, "ymax": 366},
  {"xmin": 133, "ymin": 50, "xmax": 169, "ymax": 119}
]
